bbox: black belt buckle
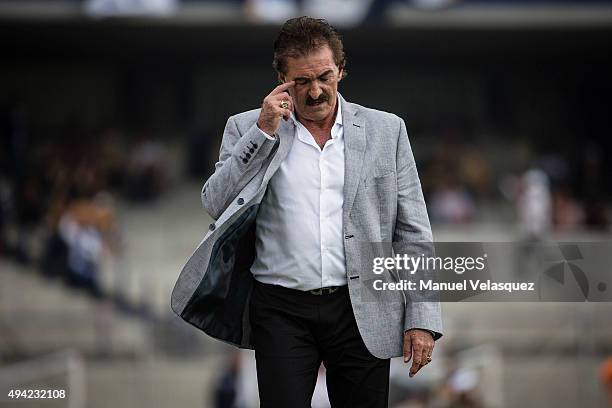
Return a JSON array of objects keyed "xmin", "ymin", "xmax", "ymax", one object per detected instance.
[{"xmin": 309, "ymin": 286, "xmax": 339, "ymax": 295}]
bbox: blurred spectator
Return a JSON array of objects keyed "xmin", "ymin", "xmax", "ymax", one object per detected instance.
[
  {"xmin": 245, "ymin": 0, "xmax": 383, "ymax": 27},
  {"xmin": 303, "ymin": 0, "xmax": 375, "ymax": 28},
  {"xmin": 213, "ymin": 352, "xmax": 241, "ymax": 408},
  {"xmin": 443, "ymin": 366, "xmax": 483, "ymax": 408},
  {"xmin": 517, "ymin": 169, "xmax": 552, "ymax": 240},
  {"xmin": 512, "ymin": 168, "xmax": 553, "ymax": 278},
  {"xmin": 124, "ymin": 135, "xmax": 168, "ymax": 202},
  {"xmin": 423, "ymin": 138, "xmax": 493, "ymax": 224},
  {"xmin": 244, "ymin": 0, "xmax": 299, "ymax": 23},
  {"xmin": 98, "ymin": 128, "xmax": 130, "ymax": 190},
  {"xmin": 457, "ymin": 149, "xmax": 493, "ymax": 201},
  {"xmin": 536, "ymin": 153, "xmax": 569, "ymax": 190},
  {"xmin": 44, "ymin": 192, "xmax": 120, "ymax": 297},
  {"xmin": 552, "ymin": 186, "xmax": 585, "ymax": 231},
  {"xmin": 430, "ymin": 176, "xmax": 476, "ymax": 224},
  {"xmin": 84, "ymin": 0, "xmax": 178, "ymax": 17}
]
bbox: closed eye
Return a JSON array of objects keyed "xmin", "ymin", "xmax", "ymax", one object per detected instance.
[{"xmin": 293, "ymin": 70, "xmax": 334, "ymax": 85}]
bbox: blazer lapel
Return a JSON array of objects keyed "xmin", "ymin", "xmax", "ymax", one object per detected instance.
[{"xmin": 341, "ymin": 95, "xmax": 366, "ymax": 224}]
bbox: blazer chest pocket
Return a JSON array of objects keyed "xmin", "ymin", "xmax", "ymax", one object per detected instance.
[{"xmin": 365, "ymin": 170, "xmax": 396, "ymax": 193}]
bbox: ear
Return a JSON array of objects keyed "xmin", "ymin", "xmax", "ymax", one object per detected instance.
[{"xmin": 337, "ymin": 65, "xmax": 344, "ymax": 82}]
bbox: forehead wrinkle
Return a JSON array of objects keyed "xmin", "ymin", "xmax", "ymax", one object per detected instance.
[{"xmin": 286, "ymin": 48, "xmax": 337, "ymax": 79}]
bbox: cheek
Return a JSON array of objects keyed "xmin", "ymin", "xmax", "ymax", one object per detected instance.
[
  {"xmin": 296, "ymin": 90, "xmax": 309, "ymax": 103},
  {"xmin": 324, "ymin": 84, "xmax": 336, "ymax": 95},
  {"xmin": 325, "ymin": 86, "xmax": 337, "ymax": 99}
]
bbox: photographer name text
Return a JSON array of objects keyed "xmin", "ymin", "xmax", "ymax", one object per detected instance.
[{"xmin": 372, "ymin": 279, "xmax": 535, "ymax": 293}]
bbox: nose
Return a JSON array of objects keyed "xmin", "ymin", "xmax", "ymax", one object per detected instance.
[{"xmin": 308, "ymin": 82, "xmax": 322, "ymax": 100}]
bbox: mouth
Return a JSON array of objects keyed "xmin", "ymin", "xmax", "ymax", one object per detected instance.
[{"xmin": 306, "ymin": 100, "xmax": 326, "ymax": 108}]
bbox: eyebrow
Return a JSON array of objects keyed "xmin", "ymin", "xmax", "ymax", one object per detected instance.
[{"xmin": 294, "ymin": 69, "xmax": 334, "ymax": 82}]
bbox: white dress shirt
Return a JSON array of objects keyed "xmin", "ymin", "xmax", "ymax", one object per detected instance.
[{"xmin": 250, "ymin": 95, "xmax": 347, "ymax": 291}]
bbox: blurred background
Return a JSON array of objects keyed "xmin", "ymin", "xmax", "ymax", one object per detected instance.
[{"xmin": 1, "ymin": 0, "xmax": 612, "ymax": 407}]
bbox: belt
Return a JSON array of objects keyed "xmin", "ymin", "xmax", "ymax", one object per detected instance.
[{"xmin": 308, "ymin": 286, "xmax": 341, "ymax": 295}]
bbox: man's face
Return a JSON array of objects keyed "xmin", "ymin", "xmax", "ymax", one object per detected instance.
[{"xmin": 280, "ymin": 45, "xmax": 343, "ymax": 123}]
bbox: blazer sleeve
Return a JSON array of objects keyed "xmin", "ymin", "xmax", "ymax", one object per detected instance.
[
  {"xmin": 394, "ymin": 116, "xmax": 443, "ymax": 340},
  {"xmin": 201, "ymin": 115, "xmax": 278, "ymax": 220}
]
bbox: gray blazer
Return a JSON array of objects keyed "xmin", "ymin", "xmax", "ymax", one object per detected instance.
[{"xmin": 170, "ymin": 94, "xmax": 443, "ymax": 359}]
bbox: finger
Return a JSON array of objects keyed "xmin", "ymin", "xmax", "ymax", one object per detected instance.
[
  {"xmin": 284, "ymin": 94, "xmax": 294, "ymax": 111},
  {"xmin": 410, "ymin": 341, "xmax": 424, "ymax": 377},
  {"xmin": 270, "ymin": 81, "xmax": 295, "ymax": 95},
  {"xmin": 270, "ymin": 93, "xmax": 294, "ymax": 108},
  {"xmin": 403, "ymin": 333, "xmax": 412, "ymax": 363},
  {"xmin": 410, "ymin": 361, "xmax": 422, "ymax": 378},
  {"xmin": 279, "ymin": 108, "xmax": 292, "ymax": 121},
  {"xmin": 421, "ymin": 345, "xmax": 432, "ymax": 367},
  {"xmin": 412, "ymin": 341, "xmax": 424, "ymax": 366},
  {"xmin": 265, "ymin": 95, "xmax": 293, "ymax": 113}
]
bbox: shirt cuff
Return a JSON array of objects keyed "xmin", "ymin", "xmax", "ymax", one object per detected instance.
[{"xmin": 257, "ymin": 125, "xmax": 277, "ymax": 140}]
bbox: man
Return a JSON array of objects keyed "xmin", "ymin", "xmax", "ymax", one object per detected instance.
[{"xmin": 171, "ymin": 16, "xmax": 442, "ymax": 407}]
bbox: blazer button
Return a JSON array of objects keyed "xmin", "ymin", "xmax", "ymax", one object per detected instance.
[
  {"xmin": 242, "ymin": 158, "xmax": 248, "ymax": 164},
  {"xmin": 237, "ymin": 197, "xmax": 244, "ymax": 205},
  {"xmin": 209, "ymin": 223, "xmax": 216, "ymax": 231}
]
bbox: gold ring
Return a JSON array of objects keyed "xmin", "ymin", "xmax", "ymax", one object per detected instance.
[{"xmin": 280, "ymin": 100, "xmax": 289, "ymax": 109}]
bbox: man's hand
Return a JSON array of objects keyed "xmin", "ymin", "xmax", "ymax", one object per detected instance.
[
  {"xmin": 403, "ymin": 329, "xmax": 435, "ymax": 378},
  {"xmin": 257, "ymin": 81, "xmax": 295, "ymax": 137}
]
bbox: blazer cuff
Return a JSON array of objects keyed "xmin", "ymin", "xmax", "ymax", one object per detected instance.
[
  {"xmin": 231, "ymin": 122, "xmax": 278, "ymax": 167},
  {"xmin": 404, "ymin": 302, "xmax": 443, "ymax": 341}
]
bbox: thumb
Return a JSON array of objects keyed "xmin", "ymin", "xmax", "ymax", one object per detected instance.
[{"xmin": 403, "ymin": 332, "xmax": 412, "ymax": 363}]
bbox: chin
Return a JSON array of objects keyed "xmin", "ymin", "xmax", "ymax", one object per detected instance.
[
  {"xmin": 298, "ymin": 103, "xmax": 332, "ymax": 121},
  {"xmin": 310, "ymin": 104, "xmax": 331, "ymax": 114}
]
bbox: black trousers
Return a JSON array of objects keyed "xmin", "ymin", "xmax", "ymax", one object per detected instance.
[{"xmin": 249, "ymin": 280, "xmax": 390, "ymax": 408}]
